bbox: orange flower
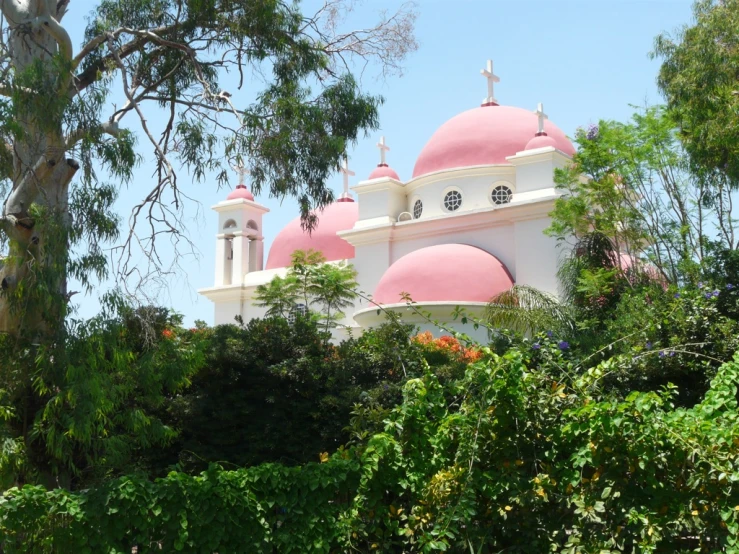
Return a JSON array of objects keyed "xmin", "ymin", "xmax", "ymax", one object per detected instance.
[{"xmin": 162, "ymin": 329, "xmax": 174, "ymax": 339}]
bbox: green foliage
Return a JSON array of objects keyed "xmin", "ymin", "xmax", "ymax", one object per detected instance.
[
  {"xmin": 654, "ymin": 0, "xmax": 739, "ymax": 185},
  {"xmin": 254, "ymin": 249, "xmax": 359, "ymax": 333},
  {"xmin": 0, "ymin": 301, "xmax": 206, "ymax": 489},
  {"xmin": 4, "ymin": 346, "xmax": 739, "ymax": 552},
  {"xmin": 485, "ymin": 285, "xmax": 575, "ymax": 336}
]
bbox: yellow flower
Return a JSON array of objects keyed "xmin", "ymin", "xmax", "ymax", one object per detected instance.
[
  {"xmin": 504, "ymin": 505, "xmax": 512, "ymax": 511},
  {"xmin": 691, "ymin": 510, "xmax": 699, "ymax": 516},
  {"xmin": 319, "ymin": 452, "xmax": 329, "ymax": 463}
]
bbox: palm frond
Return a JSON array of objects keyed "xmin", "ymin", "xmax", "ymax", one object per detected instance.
[{"xmin": 485, "ymin": 285, "xmax": 575, "ymax": 336}]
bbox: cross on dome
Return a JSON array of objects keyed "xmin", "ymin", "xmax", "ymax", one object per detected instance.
[
  {"xmin": 535, "ymin": 102, "xmax": 548, "ymax": 135},
  {"xmin": 231, "ymin": 161, "xmax": 250, "ymax": 188},
  {"xmin": 338, "ymin": 156, "xmax": 355, "ymax": 202},
  {"xmin": 377, "ymin": 136, "xmax": 390, "ymax": 166},
  {"xmin": 480, "ymin": 59, "xmax": 500, "ymax": 107}
]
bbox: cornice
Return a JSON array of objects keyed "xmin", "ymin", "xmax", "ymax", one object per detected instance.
[
  {"xmin": 404, "ymin": 164, "xmax": 516, "ymax": 194},
  {"xmin": 352, "ymin": 177, "xmax": 405, "ymax": 194},
  {"xmin": 339, "ymin": 194, "xmax": 558, "ymax": 247}
]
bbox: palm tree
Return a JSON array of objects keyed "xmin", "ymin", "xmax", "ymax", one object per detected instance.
[{"xmin": 485, "ymin": 285, "xmax": 575, "ymax": 336}]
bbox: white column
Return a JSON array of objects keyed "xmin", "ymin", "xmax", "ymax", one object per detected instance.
[
  {"xmin": 214, "ymin": 237, "xmax": 226, "ymax": 285},
  {"xmin": 231, "ymin": 232, "xmax": 249, "ymax": 286}
]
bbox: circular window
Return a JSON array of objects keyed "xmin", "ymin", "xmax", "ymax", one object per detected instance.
[
  {"xmin": 491, "ymin": 185, "xmax": 513, "ymax": 205},
  {"xmin": 443, "ymin": 190, "xmax": 462, "ymax": 212},
  {"xmin": 413, "ymin": 199, "xmax": 423, "ymax": 219},
  {"xmin": 287, "ymin": 303, "xmax": 308, "ymax": 324}
]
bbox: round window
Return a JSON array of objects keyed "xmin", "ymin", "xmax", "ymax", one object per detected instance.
[
  {"xmin": 443, "ymin": 190, "xmax": 462, "ymax": 212},
  {"xmin": 413, "ymin": 199, "xmax": 423, "ymax": 219},
  {"xmin": 287, "ymin": 303, "xmax": 308, "ymax": 324},
  {"xmin": 491, "ymin": 185, "xmax": 513, "ymax": 205}
]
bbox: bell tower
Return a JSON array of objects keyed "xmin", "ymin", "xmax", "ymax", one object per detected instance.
[{"xmin": 212, "ymin": 166, "xmax": 269, "ymax": 287}]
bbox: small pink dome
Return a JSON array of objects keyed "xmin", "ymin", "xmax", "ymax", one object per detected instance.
[
  {"xmin": 525, "ymin": 134, "xmax": 558, "ymax": 150},
  {"xmin": 227, "ymin": 185, "xmax": 254, "ymax": 201},
  {"xmin": 265, "ymin": 201, "xmax": 358, "ymax": 269},
  {"xmin": 412, "ymin": 106, "xmax": 575, "ymax": 178},
  {"xmin": 368, "ymin": 164, "xmax": 400, "ymax": 180},
  {"xmin": 373, "ymin": 244, "xmax": 514, "ymax": 305}
]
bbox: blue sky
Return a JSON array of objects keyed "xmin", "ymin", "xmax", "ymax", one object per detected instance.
[{"xmin": 66, "ymin": 0, "xmax": 695, "ymax": 325}]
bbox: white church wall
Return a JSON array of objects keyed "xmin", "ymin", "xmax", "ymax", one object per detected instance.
[
  {"xmin": 406, "ymin": 169, "xmax": 516, "ymax": 220},
  {"xmin": 513, "ymin": 217, "xmax": 560, "ymax": 296},
  {"xmin": 354, "ymin": 180, "xmax": 406, "ymax": 227},
  {"xmin": 390, "ymin": 223, "xmax": 518, "ymax": 283},
  {"xmin": 351, "ymin": 242, "xmax": 392, "ymax": 311},
  {"xmin": 215, "ymin": 301, "xmax": 243, "ymax": 325}
]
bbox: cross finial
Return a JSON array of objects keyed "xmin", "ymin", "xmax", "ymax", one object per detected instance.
[
  {"xmin": 535, "ymin": 102, "xmax": 548, "ymax": 135},
  {"xmin": 339, "ymin": 156, "xmax": 355, "ymax": 201},
  {"xmin": 377, "ymin": 136, "xmax": 390, "ymax": 166},
  {"xmin": 231, "ymin": 161, "xmax": 250, "ymax": 187},
  {"xmin": 480, "ymin": 59, "xmax": 500, "ymax": 106}
]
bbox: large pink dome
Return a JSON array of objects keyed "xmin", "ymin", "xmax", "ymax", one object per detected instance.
[
  {"xmin": 265, "ymin": 202, "xmax": 358, "ymax": 269},
  {"xmin": 373, "ymin": 244, "xmax": 514, "ymax": 305},
  {"xmin": 412, "ymin": 106, "xmax": 575, "ymax": 178}
]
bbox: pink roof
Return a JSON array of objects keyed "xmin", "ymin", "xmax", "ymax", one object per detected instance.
[
  {"xmin": 525, "ymin": 134, "xmax": 558, "ymax": 150},
  {"xmin": 412, "ymin": 106, "xmax": 575, "ymax": 178},
  {"xmin": 265, "ymin": 201, "xmax": 358, "ymax": 269},
  {"xmin": 373, "ymin": 244, "xmax": 514, "ymax": 304},
  {"xmin": 226, "ymin": 185, "xmax": 254, "ymax": 201},
  {"xmin": 368, "ymin": 164, "xmax": 400, "ymax": 181}
]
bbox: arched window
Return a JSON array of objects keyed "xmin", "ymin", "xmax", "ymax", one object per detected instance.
[
  {"xmin": 247, "ymin": 220, "xmax": 258, "ymax": 231},
  {"xmin": 223, "ymin": 219, "xmax": 237, "ymax": 230},
  {"xmin": 443, "ymin": 190, "xmax": 462, "ymax": 212}
]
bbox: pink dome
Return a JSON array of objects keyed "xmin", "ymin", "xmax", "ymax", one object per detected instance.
[
  {"xmin": 373, "ymin": 244, "xmax": 514, "ymax": 305},
  {"xmin": 412, "ymin": 106, "xmax": 575, "ymax": 178},
  {"xmin": 227, "ymin": 185, "xmax": 254, "ymax": 201},
  {"xmin": 265, "ymin": 201, "xmax": 358, "ymax": 269},
  {"xmin": 368, "ymin": 164, "xmax": 400, "ymax": 180},
  {"xmin": 525, "ymin": 134, "xmax": 558, "ymax": 150}
]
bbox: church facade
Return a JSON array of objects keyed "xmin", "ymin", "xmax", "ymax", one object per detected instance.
[{"xmin": 198, "ymin": 61, "xmax": 576, "ymax": 340}]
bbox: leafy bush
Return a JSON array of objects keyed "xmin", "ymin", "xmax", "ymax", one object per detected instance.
[{"xmin": 4, "ymin": 346, "xmax": 739, "ymax": 552}]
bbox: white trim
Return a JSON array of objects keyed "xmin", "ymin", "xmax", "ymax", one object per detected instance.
[{"xmin": 405, "ymin": 164, "xmax": 515, "ymax": 194}]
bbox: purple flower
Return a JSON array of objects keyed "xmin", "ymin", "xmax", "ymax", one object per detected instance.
[
  {"xmin": 558, "ymin": 341, "xmax": 570, "ymax": 350},
  {"xmin": 646, "ymin": 342, "xmax": 652, "ymax": 350},
  {"xmin": 705, "ymin": 292, "xmax": 713, "ymax": 299},
  {"xmin": 669, "ymin": 351, "xmax": 675, "ymax": 357},
  {"xmin": 659, "ymin": 351, "xmax": 666, "ymax": 358},
  {"xmin": 532, "ymin": 343, "xmax": 541, "ymax": 350},
  {"xmin": 727, "ymin": 283, "xmax": 734, "ymax": 290},
  {"xmin": 674, "ymin": 292, "xmax": 681, "ymax": 299},
  {"xmin": 713, "ymin": 290, "xmax": 720, "ymax": 297},
  {"xmin": 586, "ymin": 123, "xmax": 599, "ymax": 140},
  {"xmin": 546, "ymin": 330, "xmax": 553, "ymax": 338}
]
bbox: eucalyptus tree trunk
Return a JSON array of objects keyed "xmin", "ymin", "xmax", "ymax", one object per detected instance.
[{"xmin": 0, "ymin": 0, "xmax": 75, "ymax": 336}]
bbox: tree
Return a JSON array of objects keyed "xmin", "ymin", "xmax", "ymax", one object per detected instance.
[
  {"xmin": 307, "ymin": 261, "xmax": 358, "ymax": 333},
  {"xmin": 485, "ymin": 285, "xmax": 575, "ymax": 336},
  {"xmin": 653, "ymin": 0, "xmax": 739, "ymax": 185},
  {"xmin": 254, "ymin": 248, "xmax": 359, "ymax": 333},
  {"xmin": 548, "ymin": 106, "xmax": 739, "ymax": 286},
  {"xmin": 0, "ymin": 0, "xmax": 418, "ymax": 337}
]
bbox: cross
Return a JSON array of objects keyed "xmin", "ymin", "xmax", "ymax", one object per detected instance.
[
  {"xmin": 231, "ymin": 161, "xmax": 250, "ymax": 187},
  {"xmin": 340, "ymin": 156, "xmax": 355, "ymax": 195},
  {"xmin": 535, "ymin": 102, "xmax": 548, "ymax": 135},
  {"xmin": 377, "ymin": 136, "xmax": 390, "ymax": 166},
  {"xmin": 480, "ymin": 59, "xmax": 500, "ymax": 105}
]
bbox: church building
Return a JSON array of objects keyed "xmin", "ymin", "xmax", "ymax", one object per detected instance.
[{"xmin": 198, "ymin": 60, "xmax": 576, "ymax": 340}]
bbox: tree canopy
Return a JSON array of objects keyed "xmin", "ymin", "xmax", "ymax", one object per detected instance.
[{"xmin": 0, "ymin": 0, "xmax": 417, "ymax": 335}]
